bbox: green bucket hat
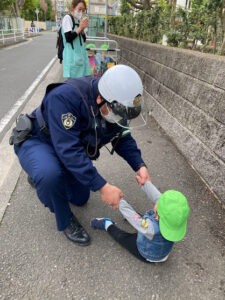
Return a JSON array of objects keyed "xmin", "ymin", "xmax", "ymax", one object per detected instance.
[
  {"xmin": 157, "ymin": 190, "xmax": 190, "ymax": 242},
  {"xmin": 100, "ymin": 44, "xmax": 109, "ymax": 50},
  {"xmin": 86, "ymin": 43, "xmax": 96, "ymax": 49}
]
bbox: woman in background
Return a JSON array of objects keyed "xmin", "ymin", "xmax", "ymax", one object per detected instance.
[{"xmin": 62, "ymin": 0, "xmax": 91, "ymax": 78}]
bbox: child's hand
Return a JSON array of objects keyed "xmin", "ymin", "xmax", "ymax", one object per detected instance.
[{"xmin": 135, "ymin": 166, "xmax": 151, "ymax": 185}]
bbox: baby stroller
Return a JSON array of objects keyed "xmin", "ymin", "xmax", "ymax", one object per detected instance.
[{"xmin": 86, "ymin": 37, "xmax": 120, "ymax": 77}]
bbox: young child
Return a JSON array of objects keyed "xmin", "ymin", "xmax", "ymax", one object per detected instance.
[
  {"xmin": 86, "ymin": 43, "xmax": 97, "ymax": 76},
  {"xmin": 91, "ymin": 181, "xmax": 190, "ymax": 263}
]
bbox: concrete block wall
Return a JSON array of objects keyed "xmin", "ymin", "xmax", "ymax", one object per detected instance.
[{"xmin": 109, "ymin": 34, "xmax": 225, "ymax": 205}]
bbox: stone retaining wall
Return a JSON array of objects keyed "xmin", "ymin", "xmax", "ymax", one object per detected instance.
[{"xmin": 109, "ymin": 34, "xmax": 225, "ymax": 205}]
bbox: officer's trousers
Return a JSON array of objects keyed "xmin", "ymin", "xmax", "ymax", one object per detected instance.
[{"xmin": 15, "ymin": 136, "xmax": 90, "ymax": 231}]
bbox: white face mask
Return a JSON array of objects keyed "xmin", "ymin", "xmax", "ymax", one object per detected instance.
[
  {"xmin": 74, "ymin": 11, "xmax": 82, "ymax": 20},
  {"xmin": 100, "ymin": 106, "xmax": 122, "ymax": 124}
]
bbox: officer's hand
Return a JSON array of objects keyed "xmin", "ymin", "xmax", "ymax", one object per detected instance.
[
  {"xmin": 135, "ymin": 166, "xmax": 151, "ymax": 185},
  {"xmin": 99, "ymin": 183, "xmax": 124, "ymax": 209}
]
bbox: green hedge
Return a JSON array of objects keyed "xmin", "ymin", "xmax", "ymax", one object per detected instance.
[{"xmin": 108, "ymin": 3, "xmax": 225, "ymax": 55}]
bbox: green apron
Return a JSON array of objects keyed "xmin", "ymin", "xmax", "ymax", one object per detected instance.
[{"xmin": 62, "ymin": 24, "xmax": 91, "ymax": 78}]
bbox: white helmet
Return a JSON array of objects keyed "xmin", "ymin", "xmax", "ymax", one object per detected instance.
[
  {"xmin": 98, "ymin": 65, "xmax": 146, "ymax": 127},
  {"xmin": 98, "ymin": 64, "xmax": 143, "ymax": 107}
]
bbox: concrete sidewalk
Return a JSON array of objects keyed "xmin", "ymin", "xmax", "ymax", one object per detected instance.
[{"xmin": 0, "ymin": 63, "xmax": 225, "ymax": 300}]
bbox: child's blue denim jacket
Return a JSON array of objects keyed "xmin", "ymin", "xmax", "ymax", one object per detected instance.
[
  {"xmin": 119, "ymin": 181, "xmax": 175, "ymax": 262},
  {"xmin": 137, "ymin": 210, "xmax": 174, "ymax": 261}
]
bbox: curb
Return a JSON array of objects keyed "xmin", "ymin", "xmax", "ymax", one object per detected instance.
[{"xmin": 0, "ymin": 59, "xmax": 62, "ymax": 223}]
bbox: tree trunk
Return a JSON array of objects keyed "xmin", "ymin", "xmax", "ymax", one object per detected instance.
[
  {"xmin": 167, "ymin": 0, "xmax": 176, "ymax": 10},
  {"xmin": 220, "ymin": 1, "xmax": 225, "ymax": 54},
  {"xmin": 13, "ymin": 1, "xmax": 20, "ymax": 18},
  {"xmin": 221, "ymin": 37, "xmax": 225, "ymax": 55},
  {"xmin": 213, "ymin": 24, "xmax": 217, "ymax": 54}
]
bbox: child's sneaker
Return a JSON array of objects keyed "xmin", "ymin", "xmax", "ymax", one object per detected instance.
[{"xmin": 91, "ymin": 218, "xmax": 114, "ymax": 230}]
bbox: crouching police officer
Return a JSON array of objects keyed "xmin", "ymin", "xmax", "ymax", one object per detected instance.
[{"xmin": 10, "ymin": 64, "xmax": 150, "ymax": 246}]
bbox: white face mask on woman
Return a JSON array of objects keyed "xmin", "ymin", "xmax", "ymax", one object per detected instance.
[{"xmin": 74, "ymin": 11, "xmax": 82, "ymax": 20}]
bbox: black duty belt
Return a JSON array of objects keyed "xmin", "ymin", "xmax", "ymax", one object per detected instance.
[{"xmin": 36, "ymin": 105, "xmax": 50, "ymax": 135}]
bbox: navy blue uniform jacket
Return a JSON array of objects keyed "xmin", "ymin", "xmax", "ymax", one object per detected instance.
[{"xmin": 34, "ymin": 77, "xmax": 144, "ymax": 192}]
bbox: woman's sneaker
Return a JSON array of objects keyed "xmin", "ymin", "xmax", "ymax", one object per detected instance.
[{"xmin": 91, "ymin": 218, "xmax": 114, "ymax": 230}]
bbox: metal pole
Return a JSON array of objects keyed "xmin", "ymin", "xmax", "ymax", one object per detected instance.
[
  {"xmin": 88, "ymin": 0, "xmax": 91, "ymax": 36},
  {"xmin": 35, "ymin": 8, "xmax": 39, "ymax": 32},
  {"xmin": 2, "ymin": 30, "xmax": 5, "ymax": 44},
  {"xmin": 88, "ymin": 0, "xmax": 91, "ymax": 14},
  {"xmin": 104, "ymin": 0, "xmax": 108, "ymax": 38}
]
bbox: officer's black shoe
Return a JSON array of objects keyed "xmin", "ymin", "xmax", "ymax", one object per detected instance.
[
  {"xmin": 27, "ymin": 176, "xmax": 35, "ymax": 188},
  {"xmin": 64, "ymin": 214, "xmax": 91, "ymax": 246}
]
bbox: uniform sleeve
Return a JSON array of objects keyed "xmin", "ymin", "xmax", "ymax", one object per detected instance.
[
  {"xmin": 141, "ymin": 181, "xmax": 161, "ymax": 204},
  {"xmin": 119, "ymin": 199, "xmax": 155, "ymax": 240},
  {"xmin": 65, "ymin": 31, "xmax": 78, "ymax": 43},
  {"xmin": 62, "ymin": 15, "xmax": 73, "ymax": 33},
  {"xmin": 45, "ymin": 88, "xmax": 106, "ymax": 192},
  {"xmin": 62, "ymin": 15, "xmax": 78, "ymax": 43},
  {"xmin": 113, "ymin": 133, "xmax": 145, "ymax": 171}
]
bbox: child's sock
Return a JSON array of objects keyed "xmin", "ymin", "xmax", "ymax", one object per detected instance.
[
  {"xmin": 104, "ymin": 218, "xmax": 114, "ymax": 230},
  {"xmin": 91, "ymin": 218, "xmax": 114, "ymax": 231}
]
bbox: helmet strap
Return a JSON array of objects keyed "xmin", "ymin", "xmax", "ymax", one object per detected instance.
[{"xmin": 97, "ymin": 98, "xmax": 107, "ymax": 109}]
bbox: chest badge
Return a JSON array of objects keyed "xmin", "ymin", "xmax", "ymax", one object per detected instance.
[{"xmin": 61, "ymin": 113, "xmax": 76, "ymax": 130}]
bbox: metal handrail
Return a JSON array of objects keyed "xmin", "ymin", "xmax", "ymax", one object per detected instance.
[
  {"xmin": 86, "ymin": 37, "xmax": 120, "ymax": 61},
  {"xmin": 0, "ymin": 28, "xmax": 24, "ymax": 44},
  {"xmin": 86, "ymin": 36, "xmax": 109, "ymax": 40},
  {"xmin": 0, "ymin": 27, "xmax": 41, "ymax": 45}
]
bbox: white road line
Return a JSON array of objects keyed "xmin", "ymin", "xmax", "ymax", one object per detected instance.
[{"xmin": 0, "ymin": 56, "xmax": 56, "ymax": 133}]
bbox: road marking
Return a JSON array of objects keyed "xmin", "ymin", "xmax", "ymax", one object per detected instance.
[{"xmin": 0, "ymin": 56, "xmax": 57, "ymax": 133}]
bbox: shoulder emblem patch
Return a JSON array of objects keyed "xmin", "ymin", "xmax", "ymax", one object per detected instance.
[{"xmin": 61, "ymin": 113, "xmax": 76, "ymax": 130}]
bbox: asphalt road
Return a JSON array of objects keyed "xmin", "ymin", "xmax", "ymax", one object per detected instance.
[
  {"xmin": 0, "ymin": 32, "xmax": 57, "ymax": 139},
  {"xmin": 0, "ymin": 61, "xmax": 225, "ymax": 300}
]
